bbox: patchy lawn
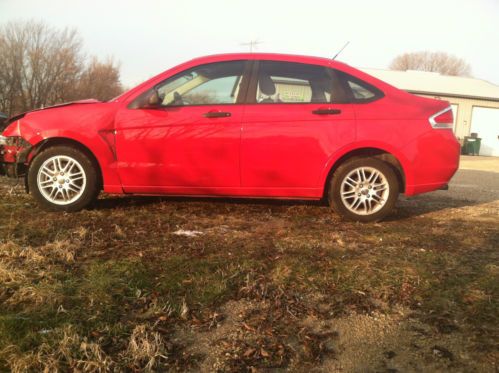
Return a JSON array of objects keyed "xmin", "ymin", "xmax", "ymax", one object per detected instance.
[{"xmin": 0, "ymin": 164, "xmax": 498, "ymax": 372}]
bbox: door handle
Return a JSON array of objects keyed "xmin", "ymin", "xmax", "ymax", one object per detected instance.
[
  {"xmin": 203, "ymin": 111, "xmax": 231, "ymax": 118},
  {"xmin": 312, "ymin": 108, "xmax": 342, "ymax": 115}
]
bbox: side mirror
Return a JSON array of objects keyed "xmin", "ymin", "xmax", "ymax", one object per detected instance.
[
  {"xmin": 145, "ymin": 89, "xmax": 161, "ymax": 107},
  {"xmin": 128, "ymin": 89, "xmax": 163, "ymax": 110}
]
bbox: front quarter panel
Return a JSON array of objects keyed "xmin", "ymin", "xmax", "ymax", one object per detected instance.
[{"xmin": 8, "ymin": 103, "xmax": 123, "ymax": 193}]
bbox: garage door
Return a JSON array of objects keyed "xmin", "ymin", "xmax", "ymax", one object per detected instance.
[
  {"xmin": 470, "ymin": 106, "xmax": 499, "ymax": 157},
  {"xmin": 450, "ymin": 104, "xmax": 458, "ymax": 133}
]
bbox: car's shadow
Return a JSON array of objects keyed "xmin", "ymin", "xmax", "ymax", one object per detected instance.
[
  {"xmin": 92, "ymin": 169, "xmax": 499, "ymax": 220},
  {"xmin": 93, "ymin": 194, "xmax": 325, "ymax": 210}
]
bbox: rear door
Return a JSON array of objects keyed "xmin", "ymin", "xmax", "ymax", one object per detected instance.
[{"xmin": 240, "ymin": 60, "xmax": 356, "ymax": 198}]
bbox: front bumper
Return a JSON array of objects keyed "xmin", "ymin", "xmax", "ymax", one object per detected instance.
[
  {"xmin": 0, "ymin": 162, "xmax": 22, "ymax": 177},
  {"xmin": 0, "ymin": 141, "xmax": 30, "ymax": 178}
]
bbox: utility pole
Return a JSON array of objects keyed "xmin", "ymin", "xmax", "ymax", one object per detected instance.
[{"xmin": 240, "ymin": 39, "xmax": 263, "ymax": 52}]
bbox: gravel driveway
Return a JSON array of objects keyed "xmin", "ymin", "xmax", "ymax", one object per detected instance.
[{"xmin": 440, "ymin": 156, "xmax": 499, "ymax": 202}]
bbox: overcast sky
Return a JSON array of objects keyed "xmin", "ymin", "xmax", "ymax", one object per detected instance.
[{"xmin": 1, "ymin": 0, "xmax": 498, "ymax": 87}]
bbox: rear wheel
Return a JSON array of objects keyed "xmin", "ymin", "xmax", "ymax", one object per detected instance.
[
  {"xmin": 328, "ymin": 158, "xmax": 399, "ymax": 222},
  {"xmin": 28, "ymin": 146, "xmax": 100, "ymax": 212}
]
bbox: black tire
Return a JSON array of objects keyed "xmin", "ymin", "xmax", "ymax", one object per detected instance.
[
  {"xmin": 328, "ymin": 157, "xmax": 399, "ymax": 222},
  {"xmin": 28, "ymin": 145, "xmax": 100, "ymax": 212}
]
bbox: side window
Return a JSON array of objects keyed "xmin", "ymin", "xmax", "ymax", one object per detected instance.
[
  {"xmin": 155, "ymin": 61, "xmax": 246, "ymax": 106},
  {"xmin": 182, "ymin": 76, "xmax": 241, "ymax": 104},
  {"xmin": 255, "ymin": 61, "xmax": 334, "ymax": 104},
  {"xmin": 347, "ymin": 81, "xmax": 376, "ymax": 100},
  {"xmin": 337, "ymin": 71, "xmax": 384, "ymax": 102}
]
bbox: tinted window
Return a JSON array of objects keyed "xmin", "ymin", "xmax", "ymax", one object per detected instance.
[
  {"xmin": 348, "ymin": 81, "xmax": 376, "ymax": 100},
  {"xmin": 155, "ymin": 61, "xmax": 246, "ymax": 106},
  {"xmin": 338, "ymin": 71, "xmax": 383, "ymax": 102},
  {"xmin": 255, "ymin": 61, "xmax": 334, "ymax": 104}
]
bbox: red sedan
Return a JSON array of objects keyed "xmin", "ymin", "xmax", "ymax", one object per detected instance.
[{"xmin": 0, "ymin": 53, "xmax": 460, "ymax": 221}]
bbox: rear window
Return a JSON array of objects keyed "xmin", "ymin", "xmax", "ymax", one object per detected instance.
[{"xmin": 337, "ymin": 71, "xmax": 384, "ymax": 103}]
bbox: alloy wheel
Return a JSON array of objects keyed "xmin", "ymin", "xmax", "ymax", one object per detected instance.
[
  {"xmin": 340, "ymin": 166, "xmax": 390, "ymax": 215},
  {"xmin": 37, "ymin": 155, "xmax": 87, "ymax": 205}
]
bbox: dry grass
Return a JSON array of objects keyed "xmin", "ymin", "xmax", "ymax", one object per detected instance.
[
  {"xmin": 0, "ymin": 240, "xmax": 77, "ymax": 309},
  {"xmin": 2, "ymin": 325, "xmax": 114, "ymax": 373},
  {"xmin": 123, "ymin": 324, "xmax": 169, "ymax": 371},
  {"xmin": 0, "ymin": 175, "xmax": 498, "ymax": 371}
]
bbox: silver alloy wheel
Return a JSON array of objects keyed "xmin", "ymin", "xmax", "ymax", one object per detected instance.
[
  {"xmin": 340, "ymin": 166, "xmax": 390, "ymax": 215},
  {"xmin": 37, "ymin": 155, "xmax": 87, "ymax": 205}
]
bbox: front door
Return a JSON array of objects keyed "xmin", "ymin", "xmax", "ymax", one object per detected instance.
[{"xmin": 114, "ymin": 60, "xmax": 250, "ymax": 194}]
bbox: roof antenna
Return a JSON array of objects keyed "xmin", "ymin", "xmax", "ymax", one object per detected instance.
[{"xmin": 332, "ymin": 41, "xmax": 350, "ymax": 60}]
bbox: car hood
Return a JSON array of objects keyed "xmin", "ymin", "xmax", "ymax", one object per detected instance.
[{"xmin": 2, "ymin": 99, "xmax": 101, "ymax": 131}]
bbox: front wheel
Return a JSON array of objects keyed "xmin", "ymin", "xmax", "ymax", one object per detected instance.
[
  {"xmin": 328, "ymin": 158, "xmax": 399, "ymax": 222},
  {"xmin": 28, "ymin": 146, "xmax": 100, "ymax": 212}
]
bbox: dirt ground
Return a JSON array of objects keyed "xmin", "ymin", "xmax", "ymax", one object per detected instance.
[{"xmin": 0, "ymin": 156, "xmax": 498, "ymax": 372}]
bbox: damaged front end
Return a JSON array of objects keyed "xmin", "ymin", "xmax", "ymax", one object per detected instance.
[
  {"xmin": 1, "ymin": 99, "xmax": 103, "ymax": 182},
  {"xmin": 0, "ymin": 134, "xmax": 31, "ymax": 178}
]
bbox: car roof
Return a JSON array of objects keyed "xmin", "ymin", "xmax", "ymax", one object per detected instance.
[{"xmin": 186, "ymin": 52, "xmax": 349, "ymax": 69}]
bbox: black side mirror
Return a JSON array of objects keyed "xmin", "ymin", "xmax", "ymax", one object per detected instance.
[
  {"xmin": 145, "ymin": 89, "xmax": 161, "ymax": 108},
  {"xmin": 128, "ymin": 88, "xmax": 163, "ymax": 110}
]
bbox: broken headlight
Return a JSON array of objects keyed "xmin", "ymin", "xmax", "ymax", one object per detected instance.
[{"xmin": 0, "ymin": 136, "xmax": 31, "ymax": 147}]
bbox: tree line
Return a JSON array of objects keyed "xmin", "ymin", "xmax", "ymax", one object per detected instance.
[
  {"xmin": 390, "ymin": 51, "xmax": 471, "ymax": 76},
  {"xmin": 0, "ymin": 21, "xmax": 124, "ymax": 117},
  {"xmin": 0, "ymin": 21, "xmax": 472, "ymax": 118}
]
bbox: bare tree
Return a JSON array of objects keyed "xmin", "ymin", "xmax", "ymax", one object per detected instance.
[
  {"xmin": 73, "ymin": 57, "xmax": 123, "ymax": 102},
  {"xmin": 0, "ymin": 21, "xmax": 123, "ymax": 117},
  {"xmin": 389, "ymin": 51, "xmax": 471, "ymax": 76}
]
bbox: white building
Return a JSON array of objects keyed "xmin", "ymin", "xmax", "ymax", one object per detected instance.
[{"xmin": 361, "ymin": 68, "xmax": 499, "ymax": 157}]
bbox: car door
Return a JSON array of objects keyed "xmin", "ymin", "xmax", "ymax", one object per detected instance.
[
  {"xmin": 114, "ymin": 60, "xmax": 250, "ymax": 194},
  {"xmin": 240, "ymin": 60, "xmax": 356, "ymax": 198}
]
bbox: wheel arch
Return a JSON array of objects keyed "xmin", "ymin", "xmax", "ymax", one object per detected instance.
[
  {"xmin": 26, "ymin": 137, "xmax": 103, "ymax": 192},
  {"xmin": 322, "ymin": 147, "xmax": 407, "ymax": 199}
]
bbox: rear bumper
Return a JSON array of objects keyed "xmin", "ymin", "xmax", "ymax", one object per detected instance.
[
  {"xmin": 404, "ymin": 130, "xmax": 460, "ymax": 196},
  {"xmin": 406, "ymin": 181, "xmax": 453, "ymax": 195}
]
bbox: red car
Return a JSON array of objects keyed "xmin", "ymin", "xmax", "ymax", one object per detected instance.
[{"xmin": 0, "ymin": 53, "xmax": 460, "ymax": 221}]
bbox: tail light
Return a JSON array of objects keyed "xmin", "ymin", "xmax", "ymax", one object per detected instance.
[{"xmin": 429, "ymin": 107, "xmax": 453, "ymax": 129}]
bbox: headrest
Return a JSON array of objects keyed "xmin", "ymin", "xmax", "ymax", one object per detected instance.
[{"xmin": 258, "ymin": 74, "xmax": 276, "ymax": 96}]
